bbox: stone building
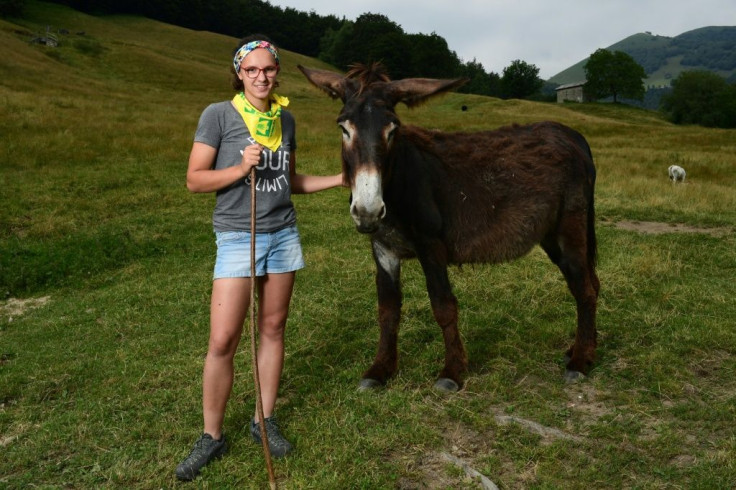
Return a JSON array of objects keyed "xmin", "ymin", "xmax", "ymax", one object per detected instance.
[{"xmin": 555, "ymin": 81, "xmax": 591, "ymax": 103}]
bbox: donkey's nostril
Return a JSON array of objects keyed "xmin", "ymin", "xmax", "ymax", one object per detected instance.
[{"xmin": 379, "ymin": 203, "xmax": 387, "ymax": 219}]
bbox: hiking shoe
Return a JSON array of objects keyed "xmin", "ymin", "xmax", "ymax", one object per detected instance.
[
  {"xmin": 250, "ymin": 416, "xmax": 293, "ymax": 458},
  {"xmin": 175, "ymin": 433, "xmax": 227, "ymax": 481}
]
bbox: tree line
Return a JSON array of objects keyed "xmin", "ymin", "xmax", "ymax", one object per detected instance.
[{"xmin": 7, "ymin": 0, "xmax": 545, "ymax": 99}]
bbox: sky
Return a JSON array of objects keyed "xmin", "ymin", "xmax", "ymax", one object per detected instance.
[{"xmin": 268, "ymin": 0, "xmax": 736, "ymax": 80}]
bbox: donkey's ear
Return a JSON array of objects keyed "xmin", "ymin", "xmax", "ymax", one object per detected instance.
[
  {"xmin": 297, "ymin": 65, "xmax": 357, "ymax": 102},
  {"xmin": 388, "ymin": 78, "xmax": 468, "ymax": 108}
]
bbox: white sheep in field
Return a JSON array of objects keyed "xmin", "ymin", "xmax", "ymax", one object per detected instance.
[{"xmin": 668, "ymin": 165, "xmax": 686, "ymax": 183}]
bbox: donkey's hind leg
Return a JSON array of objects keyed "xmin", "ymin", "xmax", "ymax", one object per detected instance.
[{"xmin": 541, "ymin": 221, "xmax": 599, "ymax": 380}]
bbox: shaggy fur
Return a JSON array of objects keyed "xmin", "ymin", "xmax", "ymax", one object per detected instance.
[{"xmin": 299, "ymin": 63, "xmax": 600, "ymax": 390}]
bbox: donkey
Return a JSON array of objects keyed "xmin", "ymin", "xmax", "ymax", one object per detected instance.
[{"xmin": 299, "ymin": 63, "xmax": 600, "ymax": 392}]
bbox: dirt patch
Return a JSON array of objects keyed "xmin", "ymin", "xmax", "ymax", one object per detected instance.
[
  {"xmin": 0, "ymin": 435, "xmax": 18, "ymax": 447},
  {"xmin": 564, "ymin": 382, "xmax": 611, "ymax": 420},
  {"xmin": 1, "ymin": 296, "xmax": 51, "ymax": 321},
  {"xmin": 611, "ymin": 220, "xmax": 731, "ymax": 237},
  {"xmin": 396, "ymin": 407, "xmax": 592, "ymax": 489},
  {"xmin": 395, "ymin": 418, "xmax": 499, "ymax": 489},
  {"xmin": 494, "ymin": 412, "xmax": 582, "ymax": 444}
]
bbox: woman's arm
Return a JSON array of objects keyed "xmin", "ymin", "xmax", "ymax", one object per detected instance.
[
  {"xmin": 291, "ymin": 173, "xmax": 344, "ymax": 194},
  {"xmin": 289, "ymin": 152, "xmax": 345, "ymax": 194},
  {"xmin": 186, "ymin": 142, "xmax": 261, "ymax": 193}
]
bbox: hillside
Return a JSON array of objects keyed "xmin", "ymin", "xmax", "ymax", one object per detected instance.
[{"xmin": 548, "ymin": 26, "xmax": 736, "ymax": 87}]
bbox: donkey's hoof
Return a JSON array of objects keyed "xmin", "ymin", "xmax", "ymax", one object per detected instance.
[
  {"xmin": 564, "ymin": 370, "xmax": 586, "ymax": 383},
  {"xmin": 433, "ymin": 378, "xmax": 460, "ymax": 393},
  {"xmin": 358, "ymin": 378, "xmax": 384, "ymax": 391}
]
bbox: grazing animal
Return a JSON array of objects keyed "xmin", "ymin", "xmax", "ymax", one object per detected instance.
[
  {"xmin": 299, "ymin": 63, "xmax": 600, "ymax": 392},
  {"xmin": 668, "ymin": 165, "xmax": 686, "ymax": 183}
]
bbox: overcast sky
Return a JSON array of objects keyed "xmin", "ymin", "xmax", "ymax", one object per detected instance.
[{"xmin": 269, "ymin": 0, "xmax": 735, "ymax": 79}]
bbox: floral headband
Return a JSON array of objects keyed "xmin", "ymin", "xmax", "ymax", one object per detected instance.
[{"xmin": 233, "ymin": 40, "xmax": 280, "ymax": 73}]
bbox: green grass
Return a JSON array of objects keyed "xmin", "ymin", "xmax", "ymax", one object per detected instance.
[{"xmin": 2, "ymin": 2, "xmax": 736, "ymax": 488}]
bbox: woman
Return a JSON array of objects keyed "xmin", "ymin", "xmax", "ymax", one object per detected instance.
[{"xmin": 176, "ymin": 35, "xmax": 343, "ymax": 481}]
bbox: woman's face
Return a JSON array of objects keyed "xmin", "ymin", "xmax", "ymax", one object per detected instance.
[{"xmin": 238, "ymin": 48, "xmax": 279, "ymax": 110}]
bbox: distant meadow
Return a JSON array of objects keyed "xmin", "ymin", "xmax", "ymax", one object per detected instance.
[{"xmin": 2, "ymin": 2, "xmax": 736, "ymax": 488}]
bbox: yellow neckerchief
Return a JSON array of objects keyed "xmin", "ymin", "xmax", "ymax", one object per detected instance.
[{"xmin": 231, "ymin": 92, "xmax": 289, "ymax": 152}]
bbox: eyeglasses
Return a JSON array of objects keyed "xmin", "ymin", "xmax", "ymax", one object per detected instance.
[{"xmin": 241, "ymin": 65, "xmax": 279, "ymax": 79}]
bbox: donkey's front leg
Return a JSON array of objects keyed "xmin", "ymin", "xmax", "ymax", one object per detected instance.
[
  {"xmin": 419, "ymin": 246, "xmax": 467, "ymax": 392},
  {"xmin": 360, "ymin": 240, "xmax": 402, "ymax": 390}
]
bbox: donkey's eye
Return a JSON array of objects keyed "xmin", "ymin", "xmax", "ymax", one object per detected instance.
[
  {"xmin": 338, "ymin": 122, "xmax": 354, "ymax": 141},
  {"xmin": 384, "ymin": 122, "xmax": 398, "ymax": 143}
]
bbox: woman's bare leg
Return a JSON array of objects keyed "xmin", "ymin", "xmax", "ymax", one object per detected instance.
[
  {"xmin": 202, "ymin": 277, "xmax": 250, "ymax": 439},
  {"xmin": 254, "ymin": 272, "xmax": 295, "ymax": 421}
]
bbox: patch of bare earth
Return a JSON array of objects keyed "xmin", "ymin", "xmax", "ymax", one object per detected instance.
[
  {"xmin": 395, "ymin": 402, "xmax": 591, "ymax": 489},
  {"xmin": 608, "ymin": 220, "xmax": 731, "ymax": 237},
  {"xmin": 395, "ymin": 418, "xmax": 501, "ymax": 490},
  {"xmin": 563, "ymin": 382, "xmax": 612, "ymax": 427},
  {"xmin": 1, "ymin": 296, "xmax": 51, "ymax": 322}
]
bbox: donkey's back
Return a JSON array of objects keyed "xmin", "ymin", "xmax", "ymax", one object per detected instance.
[{"xmin": 395, "ymin": 121, "xmax": 596, "ymax": 265}]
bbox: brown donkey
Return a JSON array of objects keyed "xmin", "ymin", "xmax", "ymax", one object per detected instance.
[{"xmin": 299, "ymin": 63, "xmax": 600, "ymax": 392}]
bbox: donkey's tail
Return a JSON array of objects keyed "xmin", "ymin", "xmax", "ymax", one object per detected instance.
[
  {"xmin": 583, "ymin": 142, "xmax": 598, "ymax": 270},
  {"xmin": 566, "ymin": 125, "xmax": 598, "ymax": 270}
]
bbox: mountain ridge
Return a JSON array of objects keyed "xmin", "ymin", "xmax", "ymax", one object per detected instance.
[{"xmin": 548, "ymin": 26, "xmax": 736, "ymax": 87}]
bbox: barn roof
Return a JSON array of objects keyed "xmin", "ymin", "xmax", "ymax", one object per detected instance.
[{"xmin": 555, "ymin": 81, "xmax": 587, "ymax": 91}]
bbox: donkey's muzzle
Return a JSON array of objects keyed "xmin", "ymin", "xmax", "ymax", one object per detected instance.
[
  {"xmin": 350, "ymin": 171, "xmax": 386, "ymax": 233},
  {"xmin": 350, "ymin": 200, "xmax": 386, "ymax": 234}
]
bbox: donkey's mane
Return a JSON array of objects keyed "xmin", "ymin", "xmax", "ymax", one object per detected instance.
[{"xmin": 346, "ymin": 62, "xmax": 391, "ymax": 93}]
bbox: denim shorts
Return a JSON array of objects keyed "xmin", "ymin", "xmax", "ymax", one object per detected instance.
[{"xmin": 213, "ymin": 225, "xmax": 305, "ymax": 279}]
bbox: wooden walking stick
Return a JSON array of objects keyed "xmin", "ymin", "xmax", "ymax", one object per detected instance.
[{"xmin": 248, "ymin": 166, "xmax": 277, "ymax": 489}]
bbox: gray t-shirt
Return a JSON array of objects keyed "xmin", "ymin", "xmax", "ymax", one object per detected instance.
[{"xmin": 194, "ymin": 101, "xmax": 297, "ymax": 232}]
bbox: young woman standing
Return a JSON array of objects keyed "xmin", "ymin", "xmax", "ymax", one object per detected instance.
[{"xmin": 176, "ymin": 35, "xmax": 343, "ymax": 481}]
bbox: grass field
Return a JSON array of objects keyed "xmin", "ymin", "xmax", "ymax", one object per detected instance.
[{"xmin": 2, "ymin": 2, "xmax": 736, "ymax": 488}]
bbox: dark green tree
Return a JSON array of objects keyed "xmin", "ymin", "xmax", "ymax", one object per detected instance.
[
  {"xmin": 500, "ymin": 59, "xmax": 543, "ymax": 99},
  {"xmin": 346, "ymin": 14, "xmax": 405, "ymax": 74},
  {"xmin": 660, "ymin": 70, "xmax": 736, "ymax": 128},
  {"xmin": 319, "ymin": 13, "xmax": 409, "ymax": 76},
  {"xmin": 406, "ymin": 32, "xmax": 459, "ymax": 78},
  {"xmin": 456, "ymin": 59, "xmax": 501, "ymax": 97},
  {"xmin": 584, "ymin": 48, "xmax": 646, "ymax": 103},
  {"xmin": 319, "ymin": 22, "xmax": 354, "ymax": 69},
  {"xmin": 365, "ymin": 29, "xmax": 414, "ymax": 79},
  {"xmin": 269, "ymin": 7, "xmax": 342, "ymax": 58}
]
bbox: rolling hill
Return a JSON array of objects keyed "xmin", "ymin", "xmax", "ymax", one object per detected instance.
[{"xmin": 548, "ymin": 26, "xmax": 736, "ymax": 87}]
